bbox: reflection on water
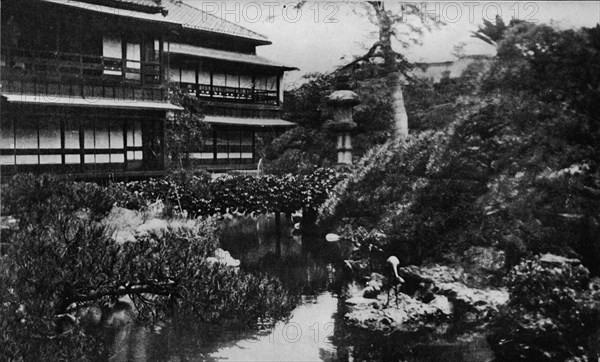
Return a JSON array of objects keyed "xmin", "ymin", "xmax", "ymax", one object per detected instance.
[
  {"xmin": 108, "ymin": 214, "xmax": 494, "ymax": 361},
  {"xmin": 208, "ymin": 293, "xmax": 340, "ymax": 361},
  {"xmin": 107, "ymin": 325, "xmax": 150, "ymax": 362}
]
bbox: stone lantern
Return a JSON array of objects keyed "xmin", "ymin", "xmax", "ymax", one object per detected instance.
[{"xmin": 326, "ymin": 87, "xmax": 360, "ymax": 165}]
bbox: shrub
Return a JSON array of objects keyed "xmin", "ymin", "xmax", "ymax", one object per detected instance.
[
  {"xmin": 0, "ymin": 208, "xmax": 297, "ymax": 360},
  {"xmin": 488, "ymin": 255, "xmax": 600, "ymax": 361},
  {"xmin": 1, "ymin": 174, "xmax": 115, "ymax": 225},
  {"xmin": 113, "ymin": 168, "xmax": 343, "ymax": 218},
  {"xmin": 177, "ymin": 264, "xmax": 298, "ymax": 324},
  {"xmin": 166, "ymin": 89, "xmax": 211, "ymax": 169},
  {"xmin": 1, "ymin": 216, "xmax": 118, "ymax": 361}
]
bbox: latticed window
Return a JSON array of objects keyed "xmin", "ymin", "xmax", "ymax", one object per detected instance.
[{"xmin": 0, "ymin": 116, "xmax": 143, "ymax": 167}]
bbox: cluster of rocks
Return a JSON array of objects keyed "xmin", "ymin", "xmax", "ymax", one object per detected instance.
[
  {"xmin": 102, "ymin": 206, "xmax": 171, "ymax": 243},
  {"xmin": 344, "ymin": 262, "xmax": 509, "ymax": 334},
  {"xmin": 207, "ymin": 248, "xmax": 241, "ymax": 267}
]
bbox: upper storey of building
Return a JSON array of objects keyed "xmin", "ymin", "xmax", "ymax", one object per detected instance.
[{"xmin": 1, "ymin": 0, "xmax": 295, "ymax": 110}]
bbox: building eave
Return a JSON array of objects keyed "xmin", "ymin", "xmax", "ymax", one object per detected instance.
[
  {"xmin": 168, "ymin": 43, "xmax": 298, "ymax": 71},
  {"xmin": 204, "ymin": 116, "xmax": 296, "ymax": 127},
  {"xmin": 2, "ymin": 93, "xmax": 183, "ymax": 111}
]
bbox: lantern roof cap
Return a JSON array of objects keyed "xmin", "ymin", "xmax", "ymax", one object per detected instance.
[{"xmin": 326, "ymin": 90, "xmax": 360, "ymax": 105}]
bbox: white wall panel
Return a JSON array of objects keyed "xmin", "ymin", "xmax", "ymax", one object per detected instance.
[
  {"xmin": 103, "ymin": 35, "xmax": 122, "ymax": 59},
  {"xmin": 39, "ymin": 120, "xmax": 61, "ymax": 149},
  {"xmin": 16, "ymin": 155, "xmax": 38, "ymax": 164},
  {"xmin": 0, "ymin": 155, "xmax": 15, "ymax": 165},
  {"xmin": 65, "ymin": 155, "xmax": 80, "ymax": 164},
  {"xmin": 181, "ymin": 67, "xmax": 196, "ymax": 83},
  {"xmin": 15, "ymin": 120, "xmax": 37, "ymax": 149},
  {"xmin": 40, "ymin": 155, "xmax": 61, "ymax": 164},
  {"xmin": 198, "ymin": 69, "xmax": 211, "ymax": 84},
  {"xmin": 1, "ymin": 120, "xmax": 14, "ymax": 148},
  {"xmin": 213, "ymin": 73, "xmax": 226, "ymax": 86}
]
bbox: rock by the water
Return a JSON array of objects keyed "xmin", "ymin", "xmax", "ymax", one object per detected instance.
[
  {"xmin": 362, "ymin": 272, "xmax": 384, "ymax": 299},
  {"xmin": 434, "ymin": 282, "xmax": 508, "ymax": 319},
  {"xmin": 344, "ymin": 263, "xmax": 508, "ymax": 334},
  {"xmin": 207, "ymin": 248, "xmax": 241, "ymax": 267},
  {"xmin": 136, "ymin": 218, "xmax": 169, "ymax": 236},
  {"xmin": 102, "ymin": 207, "xmax": 144, "ymax": 243},
  {"xmin": 76, "ymin": 305, "xmax": 103, "ymax": 326},
  {"xmin": 145, "ymin": 199, "xmax": 165, "ymax": 219},
  {"xmin": 134, "ymin": 217, "xmax": 198, "ymax": 238},
  {"xmin": 104, "ymin": 298, "xmax": 135, "ymax": 330},
  {"xmin": 428, "ymin": 295, "xmax": 453, "ymax": 316},
  {"xmin": 105, "ymin": 309, "xmax": 132, "ymax": 330},
  {"xmin": 399, "ymin": 264, "xmax": 464, "ymax": 285},
  {"xmin": 539, "ymin": 253, "xmax": 580, "ymax": 266},
  {"xmin": 362, "ymin": 286, "xmax": 380, "ymax": 299},
  {"xmin": 345, "ymin": 296, "xmax": 378, "ymax": 306},
  {"xmin": 345, "ymin": 292, "xmax": 451, "ymax": 333}
]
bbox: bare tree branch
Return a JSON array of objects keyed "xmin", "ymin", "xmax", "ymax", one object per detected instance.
[
  {"xmin": 66, "ymin": 282, "xmax": 177, "ymax": 307},
  {"xmin": 340, "ymin": 41, "xmax": 382, "ymax": 70}
]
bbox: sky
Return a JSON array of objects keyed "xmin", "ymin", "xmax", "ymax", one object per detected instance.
[{"xmin": 183, "ymin": 1, "xmax": 600, "ymax": 88}]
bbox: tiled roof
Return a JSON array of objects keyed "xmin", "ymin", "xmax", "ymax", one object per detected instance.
[
  {"xmin": 169, "ymin": 43, "xmax": 297, "ymax": 70},
  {"xmin": 164, "ymin": 1, "xmax": 269, "ymax": 43},
  {"xmin": 41, "ymin": 0, "xmax": 270, "ymax": 43},
  {"xmin": 204, "ymin": 116, "xmax": 295, "ymax": 127},
  {"xmin": 117, "ymin": 0, "xmax": 161, "ymax": 6},
  {"xmin": 77, "ymin": 0, "xmax": 164, "ymax": 13}
]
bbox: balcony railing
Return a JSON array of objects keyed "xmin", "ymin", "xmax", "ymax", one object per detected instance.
[
  {"xmin": 1, "ymin": 47, "xmax": 165, "ymax": 102},
  {"xmin": 179, "ymin": 82, "xmax": 279, "ymax": 105}
]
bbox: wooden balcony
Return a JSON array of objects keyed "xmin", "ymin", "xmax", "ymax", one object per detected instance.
[
  {"xmin": 178, "ymin": 82, "xmax": 279, "ymax": 106},
  {"xmin": 1, "ymin": 47, "xmax": 166, "ymax": 102}
]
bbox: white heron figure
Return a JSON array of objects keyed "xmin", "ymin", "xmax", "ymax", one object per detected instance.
[{"xmin": 385, "ymin": 256, "xmax": 405, "ymax": 307}]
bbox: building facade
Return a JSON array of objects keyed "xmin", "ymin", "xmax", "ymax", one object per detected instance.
[
  {"xmin": 412, "ymin": 55, "xmax": 492, "ymax": 83},
  {"xmin": 0, "ymin": 0, "xmax": 295, "ymax": 178}
]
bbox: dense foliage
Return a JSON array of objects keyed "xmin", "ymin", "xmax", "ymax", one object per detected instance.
[
  {"xmin": 0, "ymin": 174, "xmax": 300, "ymax": 361},
  {"xmin": 114, "ymin": 167, "xmax": 343, "ymax": 217},
  {"xmin": 319, "ymin": 22, "xmax": 600, "ymax": 271},
  {"xmin": 1, "ymin": 174, "xmax": 116, "ymax": 226},
  {"xmin": 266, "ymin": 55, "xmax": 489, "ymax": 174},
  {"xmin": 489, "ymin": 255, "xmax": 600, "ymax": 361}
]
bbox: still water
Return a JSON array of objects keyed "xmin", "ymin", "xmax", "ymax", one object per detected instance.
[{"xmin": 110, "ymin": 215, "xmax": 493, "ymax": 362}]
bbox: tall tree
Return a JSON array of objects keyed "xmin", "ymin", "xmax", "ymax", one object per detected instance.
[
  {"xmin": 471, "ymin": 15, "xmax": 526, "ymax": 46},
  {"xmin": 340, "ymin": 2, "xmax": 438, "ymax": 140}
]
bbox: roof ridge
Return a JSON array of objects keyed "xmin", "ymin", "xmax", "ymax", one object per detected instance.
[
  {"xmin": 76, "ymin": 0, "xmax": 164, "ymax": 14},
  {"xmin": 170, "ymin": 0, "xmax": 268, "ymax": 41}
]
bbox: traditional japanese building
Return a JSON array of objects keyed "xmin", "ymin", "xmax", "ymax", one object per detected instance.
[
  {"xmin": 0, "ymin": 0, "xmax": 295, "ymax": 178},
  {"xmin": 412, "ymin": 55, "xmax": 493, "ymax": 83}
]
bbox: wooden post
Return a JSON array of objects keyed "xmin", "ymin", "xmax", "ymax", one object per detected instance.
[
  {"xmin": 301, "ymin": 207, "xmax": 318, "ymax": 248},
  {"xmin": 275, "ymin": 211, "xmax": 281, "ymax": 258},
  {"xmin": 209, "ymin": 62, "xmax": 214, "ymax": 99}
]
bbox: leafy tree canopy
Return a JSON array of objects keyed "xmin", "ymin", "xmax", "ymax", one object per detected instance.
[{"xmin": 319, "ymin": 21, "xmax": 600, "ymax": 274}]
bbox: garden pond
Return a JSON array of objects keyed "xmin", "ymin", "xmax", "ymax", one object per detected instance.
[{"xmin": 107, "ymin": 214, "xmax": 494, "ymax": 361}]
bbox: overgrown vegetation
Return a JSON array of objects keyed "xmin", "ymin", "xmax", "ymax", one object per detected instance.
[
  {"xmin": 489, "ymin": 255, "xmax": 600, "ymax": 361},
  {"xmin": 166, "ymin": 89, "xmax": 211, "ymax": 169},
  {"xmin": 113, "ymin": 167, "xmax": 342, "ymax": 217},
  {"xmin": 265, "ymin": 56, "xmax": 487, "ymax": 175},
  {"xmin": 0, "ymin": 174, "xmax": 300, "ymax": 361},
  {"xmin": 318, "ymin": 22, "xmax": 600, "ymax": 269},
  {"xmin": 307, "ymin": 20, "xmax": 600, "ymax": 359}
]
